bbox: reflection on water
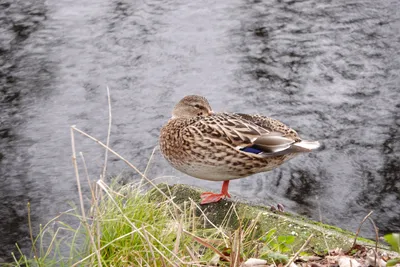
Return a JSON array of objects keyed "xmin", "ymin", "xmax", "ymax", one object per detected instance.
[
  {"xmin": 233, "ymin": 0, "xmax": 399, "ymax": 236},
  {"xmin": 358, "ymin": 111, "xmax": 400, "ymax": 230},
  {"xmin": 1, "ymin": 0, "xmax": 399, "ymax": 262},
  {"xmin": 0, "ymin": 0, "xmax": 48, "ymax": 262}
]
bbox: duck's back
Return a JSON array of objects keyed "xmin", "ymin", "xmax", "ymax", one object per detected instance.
[{"xmin": 234, "ymin": 113, "xmax": 301, "ymax": 141}]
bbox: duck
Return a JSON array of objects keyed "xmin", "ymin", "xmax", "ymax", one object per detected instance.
[{"xmin": 159, "ymin": 95, "xmax": 320, "ymax": 204}]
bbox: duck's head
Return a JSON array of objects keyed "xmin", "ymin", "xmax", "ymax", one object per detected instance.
[{"xmin": 172, "ymin": 95, "xmax": 214, "ymax": 119}]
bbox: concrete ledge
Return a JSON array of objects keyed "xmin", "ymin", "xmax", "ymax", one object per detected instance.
[{"xmin": 150, "ymin": 183, "xmax": 378, "ymax": 254}]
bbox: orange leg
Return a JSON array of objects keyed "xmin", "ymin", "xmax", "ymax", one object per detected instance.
[{"xmin": 200, "ymin": 181, "xmax": 231, "ymax": 204}]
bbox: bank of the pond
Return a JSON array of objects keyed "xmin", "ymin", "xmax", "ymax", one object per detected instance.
[
  {"xmin": 152, "ymin": 184, "xmax": 372, "ymax": 252},
  {"xmin": 8, "ymin": 183, "xmax": 399, "ymax": 266}
]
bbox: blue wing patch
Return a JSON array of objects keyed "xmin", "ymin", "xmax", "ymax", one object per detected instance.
[{"xmin": 240, "ymin": 146, "xmax": 263, "ymax": 154}]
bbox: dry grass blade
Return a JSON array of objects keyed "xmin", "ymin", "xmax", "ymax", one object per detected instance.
[
  {"xmin": 188, "ymin": 198, "xmax": 229, "ymax": 239},
  {"xmin": 71, "ymin": 229, "xmax": 144, "ymax": 267},
  {"xmin": 160, "ymin": 256, "xmax": 167, "ymax": 267},
  {"xmin": 231, "ymin": 228, "xmax": 243, "ymax": 267},
  {"xmin": 351, "ymin": 211, "xmax": 374, "ymax": 249},
  {"xmin": 185, "ymin": 245, "xmax": 200, "ymax": 263},
  {"xmin": 27, "ymin": 203, "xmax": 38, "ymax": 261},
  {"xmin": 143, "ymin": 229, "xmax": 157, "ymax": 266},
  {"xmin": 317, "ymin": 196, "xmax": 331, "ymax": 255},
  {"xmin": 70, "ymin": 125, "xmax": 183, "ymax": 212},
  {"xmin": 96, "ymin": 180, "xmax": 185, "ymax": 265},
  {"xmin": 244, "ymin": 212, "xmax": 260, "ymax": 241},
  {"xmin": 284, "ymin": 233, "xmax": 314, "ymax": 267},
  {"xmin": 137, "ymin": 145, "xmax": 159, "ymax": 198},
  {"xmin": 183, "ymin": 229, "xmax": 230, "ymax": 262},
  {"xmin": 70, "ymin": 127, "xmax": 87, "ymax": 221},
  {"xmin": 70, "ymin": 127, "xmax": 102, "ymax": 266},
  {"xmin": 79, "ymin": 151, "xmax": 102, "ymax": 255},
  {"xmin": 79, "ymin": 152, "xmax": 95, "ymax": 206},
  {"xmin": 173, "ymin": 216, "xmax": 184, "ymax": 255},
  {"xmin": 144, "ymin": 145, "xmax": 158, "ymax": 177},
  {"xmin": 368, "ymin": 217, "xmax": 380, "ymax": 267},
  {"xmin": 101, "ymin": 85, "xmax": 112, "ymax": 181}
]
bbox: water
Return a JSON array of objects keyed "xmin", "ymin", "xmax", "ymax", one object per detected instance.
[{"xmin": 1, "ymin": 0, "xmax": 399, "ymax": 262}]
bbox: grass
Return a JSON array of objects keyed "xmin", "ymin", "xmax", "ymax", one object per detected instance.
[
  {"xmin": 8, "ymin": 177, "xmax": 307, "ymax": 266},
  {"xmin": 384, "ymin": 233, "xmax": 400, "ymax": 266},
  {"xmin": 7, "ymin": 87, "xmax": 286, "ymax": 266},
  {"xmin": 6, "ymin": 108, "xmax": 300, "ymax": 266},
  {"xmin": 7, "ymin": 88, "xmax": 397, "ymax": 266}
]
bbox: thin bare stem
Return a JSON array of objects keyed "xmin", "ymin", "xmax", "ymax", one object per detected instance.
[
  {"xmin": 27, "ymin": 202, "xmax": 40, "ymax": 266},
  {"xmin": 79, "ymin": 152, "xmax": 95, "ymax": 210},
  {"xmin": 183, "ymin": 229, "xmax": 230, "ymax": 262},
  {"xmin": 188, "ymin": 198, "xmax": 229, "ymax": 239},
  {"xmin": 94, "ymin": 191, "xmax": 101, "ymax": 254},
  {"xmin": 97, "ymin": 180, "xmax": 185, "ymax": 265},
  {"xmin": 173, "ymin": 215, "xmax": 184, "ymax": 258},
  {"xmin": 101, "ymin": 86, "xmax": 112, "ymax": 181},
  {"xmin": 143, "ymin": 229, "xmax": 157, "ymax": 266},
  {"xmin": 71, "ymin": 229, "xmax": 143, "ymax": 267},
  {"xmin": 368, "ymin": 217, "xmax": 380, "ymax": 267},
  {"xmin": 70, "ymin": 127, "xmax": 87, "ymax": 220},
  {"xmin": 316, "ymin": 196, "xmax": 331, "ymax": 255},
  {"xmin": 71, "ymin": 125, "xmax": 182, "ymax": 212},
  {"xmin": 231, "ymin": 228, "xmax": 243, "ymax": 267},
  {"xmin": 70, "ymin": 128, "xmax": 103, "ymax": 266},
  {"xmin": 139, "ymin": 145, "xmax": 158, "ymax": 191},
  {"xmin": 79, "ymin": 152, "xmax": 102, "ymax": 257},
  {"xmin": 352, "ymin": 211, "xmax": 374, "ymax": 248},
  {"xmin": 185, "ymin": 245, "xmax": 199, "ymax": 262},
  {"xmin": 43, "ymin": 227, "xmax": 62, "ymax": 259},
  {"xmin": 284, "ymin": 233, "xmax": 314, "ymax": 267},
  {"xmin": 144, "ymin": 145, "xmax": 158, "ymax": 178},
  {"xmin": 11, "ymin": 252, "xmax": 20, "ymax": 266}
]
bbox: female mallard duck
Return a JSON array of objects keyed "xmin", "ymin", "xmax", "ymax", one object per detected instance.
[{"xmin": 159, "ymin": 95, "xmax": 320, "ymax": 204}]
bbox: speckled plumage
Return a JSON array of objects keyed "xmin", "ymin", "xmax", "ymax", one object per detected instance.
[{"xmin": 159, "ymin": 95, "xmax": 320, "ymax": 204}]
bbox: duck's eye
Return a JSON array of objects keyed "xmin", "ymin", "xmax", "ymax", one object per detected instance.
[{"xmin": 194, "ymin": 104, "xmax": 202, "ymax": 109}]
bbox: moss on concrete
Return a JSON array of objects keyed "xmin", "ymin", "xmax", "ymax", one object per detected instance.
[{"xmin": 150, "ymin": 183, "xmax": 375, "ymax": 254}]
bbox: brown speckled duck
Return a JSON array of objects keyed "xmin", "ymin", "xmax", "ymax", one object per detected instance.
[{"xmin": 159, "ymin": 95, "xmax": 320, "ymax": 204}]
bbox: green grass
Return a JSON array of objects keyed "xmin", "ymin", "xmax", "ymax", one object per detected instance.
[
  {"xmin": 7, "ymin": 125, "xmax": 393, "ymax": 266},
  {"xmin": 7, "ymin": 92, "xmax": 397, "ymax": 266},
  {"xmin": 6, "ymin": 124, "xmax": 303, "ymax": 266},
  {"xmin": 8, "ymin": 178, "xmax": 398, "ymax": 267},
  {"xmin": 384, "ymin": 233, "xmax": 400, "ymax": 266},
  {"xmin": 8, "ymin": 179, "xmax": 305, "ymax": 267}
]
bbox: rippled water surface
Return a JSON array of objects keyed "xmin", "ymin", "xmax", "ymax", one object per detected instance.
[{"xmin": 1, "ymin": 0, "xmax": 399, "ymax": 261}]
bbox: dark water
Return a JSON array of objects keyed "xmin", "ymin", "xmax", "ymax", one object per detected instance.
[{"xmin": 1, "ymin": 0, "xmax": 399, "ymax": 262}]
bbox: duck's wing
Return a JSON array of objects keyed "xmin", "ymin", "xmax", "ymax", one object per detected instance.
[
  {"xmin": 184, "ymin": 113, "xmax": 265, "ymax": 145},
  {"xmin": 183, "ymin": 113, "xmax": 319, "ymax": 156},
  {"xmin": 183, "ymin": 113, "xmax": 305, "ymax": 155}
]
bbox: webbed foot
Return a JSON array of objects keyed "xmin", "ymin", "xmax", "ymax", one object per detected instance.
[{"xmin": 200, "ymin": 191, "xmax": 231, "ymax": 204}]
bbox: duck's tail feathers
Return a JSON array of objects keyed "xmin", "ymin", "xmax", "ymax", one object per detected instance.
[
  {"xmin": 292, "ymin": 140, "xmax": 320, "ymax": 152},
  {"xmin": 245, "ymin": 139, "xmax": 320, "ymax": 157}
]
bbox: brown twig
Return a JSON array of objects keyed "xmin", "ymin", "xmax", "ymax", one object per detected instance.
[
  {"xmin": 284, "ymin": 233, "xmax": 314, "ymax": 267},
  {"xmin": 95, "ymin": 180, "xmax": 184, "ymax": 266},
  {"xmin": 352, "ymin": 210, "xmax": 374, "ymax": 249},
  {"xmin": 316, "ymin": 196, "xmax": 331, "ymax": 255},
  {"xmin": 183, "ymin": 229, "xmax": 231, "ymax": 262},
  {"xmin": 27, "ymin": 202, "xmax": 40, "ymax": 266},
  {"xmin": 143, "ymin": 229, "xmax": 157, "ymax": 267},
  {"xmin": 368, "ymin": 217, "xmax": 380, "ymax": 267},
  {"xmin": 71, "ymin": 128, "xmax": 103, "ymax": 266},
  {"xmin": 101, "ymin": 85, "xmax": 112, "ymax": 182},
  {"xmin": 71, "ymin": 229, "xmax": 143, "ymax": 267},
  {"xmin": 70, "ymin": 125, "xmax": 183, "ymax": 212}
]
